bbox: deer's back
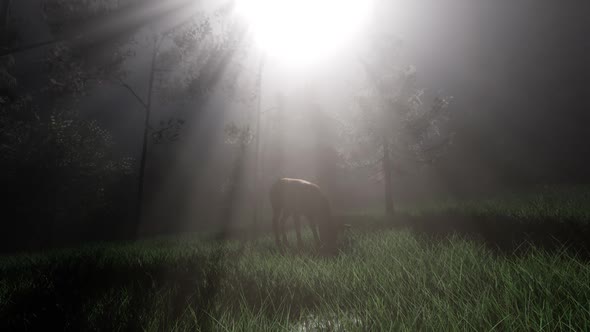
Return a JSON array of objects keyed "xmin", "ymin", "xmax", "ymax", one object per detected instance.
[{"xmin": 270, "ymin": 178, "xmax": 328, "ymax": 215}]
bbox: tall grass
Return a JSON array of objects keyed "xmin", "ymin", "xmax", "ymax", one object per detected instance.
[
  {"xmin": 401, "ymin": 185, "xmax": 590, "ymax": 221},
  {"xmin": 2, "ymin": 227, "xmax": 590, "ymax": 331}
]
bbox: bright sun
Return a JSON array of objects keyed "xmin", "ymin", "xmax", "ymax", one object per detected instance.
[{"xmin": 235, "ymin": 0, "xmax": 372, "ymax": 66}]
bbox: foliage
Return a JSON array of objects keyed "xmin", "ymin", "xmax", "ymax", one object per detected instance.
[
  {"xmin": 153, "ymin": 11, "xmax": 254, "ymax": 111},
  {"xmin": 219, "ymin": 122, "xmax": 252, "ymax": 214},
  {"xmin": 0, "ymin": 0, "xmax": 18, "ymax": 103},
  {"xmin": 0, "ymin": 0, "xmax": 143, "ymax": 250},
  {"xmin": 0, "ymin": 54, "xmax": 16, "ymax": 94},
  {"xmin": 40, "ymin": 1, "xmax": 246, "ymax": 234},
  {"xmin": 0, "ymin": 97, "xmax": 134, "ymax": 250},
  {"xmin": 43, "ymin": 42, "xmax": 104, "ymax": 97},
  {"xmin": 42, "ymin": 0, "xmax": 121, "ymax": 32},
  {"xmin": 0, "ymin": 0, "xmax": 254, "ymax": 248},
  {"xmin": 40, "ymin": 0, "xmax": 243, "ymax": 104},
  {"xmin": 342, "ymin": 36, "xmax": 454, "ymax": 180},
  {"xmin": 41, "ymin": 0, "xmax": 144, "ymax": 98},
  {"xmin": 152, "ymin": 117, "xmax": 184, "ymax": 144},
  {"xmin": 224, "ymin": 122, "xmax": 253, "ymax": 147}
]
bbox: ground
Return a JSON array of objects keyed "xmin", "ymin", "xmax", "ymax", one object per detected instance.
[{"xmin": 2, "ymin": 186, "xmax": 590, "ymax": 331}]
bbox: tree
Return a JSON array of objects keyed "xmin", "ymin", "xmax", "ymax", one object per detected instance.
[
  {"xmin": 0, "ymin": 0, "xmax": 16, "ymax": 101},
  {"xmin": 0, "ymin": 1, "xmax": 143, "ymax": 250},
  {"xmin": 220, "ymin": 122, "xmax": 253, "ymax": 235},
  {"xmin": 0, "ymin": 0, "xmax": 247, "ymax": 246},
  {"xmin": 0, "ymin": 95, "xmax": 135, "ymax": 250},
  {"xmin": 40, "ymin": 0, "xmax": 247, "ymax": 236},
  {"xmin": 343, "ymin": 36, "xmax": 454, "ymax": 218},
  {"xmin": 0, "ymin": 0, "xmax": 253, "ymax": 249},
  {"xmin": 114, "ymin": 10, "xmax": 246, "ymax": 235}
]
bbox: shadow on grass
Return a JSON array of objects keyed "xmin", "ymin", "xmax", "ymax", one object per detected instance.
[
  {"xmin": 0, "ymin": 248, "xmax": 234, "ymax": 332},
  {"xmin": 6, "ymin": 213, "xmax": 590, "ymax": 330}
]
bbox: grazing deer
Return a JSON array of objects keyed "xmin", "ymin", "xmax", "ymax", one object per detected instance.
[{"xmin": 269, "ymin": 178, "xmax": 336, "ymax": 250}]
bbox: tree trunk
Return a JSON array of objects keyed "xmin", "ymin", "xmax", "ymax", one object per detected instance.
[
  {"xmin": 0, "ymin": 0, "xmax": 10, "ymax": 28},
  {"xmin": 135, "ymin": 37, "xmax": 159, "ymax": 238},
  {"xmin": 252, "ymin": 55, "xmax": 265, "ymax": 235},
  {"xmin": 382, "ymin": 136, "xmax": 394, "ymax": 217},
  {"xmin": 220, "ymin": 144, "xmax": 247, "ymax": 239}
]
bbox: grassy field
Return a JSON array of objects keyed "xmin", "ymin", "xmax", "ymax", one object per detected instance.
[
  {"xmin": 401, "ymin": 185, "xmax": 590, "ymax": 220},
  {"xmin": 2, "ymin": 187, "xmax": 590, "ymax": 331}
]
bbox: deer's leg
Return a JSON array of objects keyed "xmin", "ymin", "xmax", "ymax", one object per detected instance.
[
  {"xmin": 280, "ymin": 212, "xmax": 290, "ymax": 247},
  {"xmin": 308, "ymin": 217, "xmax": 320, "ymax": 247},
  {"xmin": 272, "ymin": 209, "xmax": 282, "ymax": 248},
  {"xmin": 294, "ymin": 214, "xmax": 304, "ymax": 249}
]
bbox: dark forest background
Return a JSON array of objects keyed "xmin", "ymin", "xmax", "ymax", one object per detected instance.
[{"xmin": 1, "ymin": 0, "xmax": 588, "ymax": 253}]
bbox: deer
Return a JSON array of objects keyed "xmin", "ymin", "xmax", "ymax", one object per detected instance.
[{"xmin": 269, "ymin": 178, "xmax": 336, "ymax": 250}]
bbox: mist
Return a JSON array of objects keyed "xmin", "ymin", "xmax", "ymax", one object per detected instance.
[
  {"xmin": 2, "ymin": 0, "xmax": 588, "ymax": 237},
  {"xmin": 134, "ymin": 0, "xmax": 590, "ymax": 233},
  {"xmin": 1, "ymin": 0, "xmax": 590, "ymax": 329}
]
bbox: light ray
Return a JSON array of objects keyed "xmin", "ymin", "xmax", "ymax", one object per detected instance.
[{"xmin": 235, "ymin": 0, "xmax": 372, "ymax": 66}]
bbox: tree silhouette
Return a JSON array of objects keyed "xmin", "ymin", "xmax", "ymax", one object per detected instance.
[
  {"xmin": 40, "ymin": 0, "xmax": 246, "ymax": 236},
  {"xmin": 343, "ymin": 35, "xmax": 454, "ymax": 217}
]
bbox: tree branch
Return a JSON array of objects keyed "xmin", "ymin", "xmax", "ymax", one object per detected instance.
[
  {"xmin": 421, "ymin": 134, "xmax": 454, "ymax": 153},
  {"xmin": 117, "ymin": 78, "xmax": 148, "ymax": 110},
  {"xmin": 1, "ymin": 0, "xmax": 197, "ymax": 58},
  {"xmin": 0, "ymin": 38, "xmax": 63, "ymax": 57}
]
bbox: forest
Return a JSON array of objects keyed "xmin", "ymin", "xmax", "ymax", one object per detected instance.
[{"xmin": 1, "ymin": 0, "xmax": 589, "ymax": 330}]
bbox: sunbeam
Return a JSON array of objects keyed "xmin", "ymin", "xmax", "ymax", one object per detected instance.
[
  {"xmin": 235, "ymin": 0, "xmax": 373, "ymax": 66},
  {"xmin": 4, "ymin": 0, "xmax": 590, "ymax": 329}
]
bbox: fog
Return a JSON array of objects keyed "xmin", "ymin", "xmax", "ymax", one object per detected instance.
[
  {"xmin": 136, "ymin": 0, "xmax": 589, "ymax": 233},
  {"xmin": 3, "ymin": 0, "xmax": 589, "ymax": 239},
  {"xmin": 5, "ymin": 2, "xmax": 590, "ymax": 330}
]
